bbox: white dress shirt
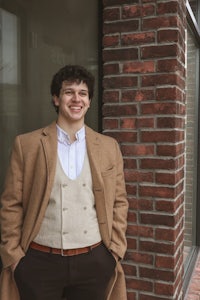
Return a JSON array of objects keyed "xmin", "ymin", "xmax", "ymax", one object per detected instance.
[{"xmin": 56, "ymin": 125, "xmax": 86, "ymax": 180}]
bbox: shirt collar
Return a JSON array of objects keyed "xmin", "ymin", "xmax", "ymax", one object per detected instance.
[{"xmin": 56, "ymin": 124, "xmax": 85, "ymax": 144}]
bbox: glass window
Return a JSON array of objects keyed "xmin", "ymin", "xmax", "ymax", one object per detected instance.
[
  {"xmin": 0, "ymin": 0, "xmax": 100, "ymax": 194},
  {"xmin": 188, "ymin": 0, "xmax": 198, "ymax": 19},
  {"xmin": 184, "ymin": 25, "xmax": 199, "ymax": 268}
]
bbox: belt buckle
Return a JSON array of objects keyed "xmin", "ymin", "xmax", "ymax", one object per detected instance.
[{"xmin": 61, "ymin": 248, "xmax": 68, "ymax": 256}]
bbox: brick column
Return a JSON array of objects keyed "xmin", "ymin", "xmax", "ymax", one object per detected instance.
[{"xmin": 102, "ymin": 0, "xmax": 186, "ymax": 299}]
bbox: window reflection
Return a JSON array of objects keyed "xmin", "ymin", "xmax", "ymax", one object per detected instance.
[
  {"xmin": 0, "ymin": 9, "xmax": 20, "ymax": 84},
  {"xmin": 0, "ymin": 0, "xmax": 99, "ymax": 194},
  {"xmin": 188, "ymin": 0, "xmax": 198, "ymax": 19}
]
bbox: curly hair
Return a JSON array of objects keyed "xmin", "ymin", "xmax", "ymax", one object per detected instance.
[{"xmin": 50, "ymin": 65, "xmax": 95, "ymax": 113}]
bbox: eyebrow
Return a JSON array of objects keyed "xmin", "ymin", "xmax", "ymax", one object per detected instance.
[{"xmin": 62, "ymin": 88, "xmax": 88, "ymax": 92}]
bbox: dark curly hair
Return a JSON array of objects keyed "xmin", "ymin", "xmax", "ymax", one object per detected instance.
[{"xmin": 50, "ymin": 65, "xmax": 95, "ymax": 113}]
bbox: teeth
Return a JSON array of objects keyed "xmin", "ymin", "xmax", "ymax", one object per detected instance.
[{"xmin": 70, "ymin": 106, "xmax": 81, "ymax": 110}]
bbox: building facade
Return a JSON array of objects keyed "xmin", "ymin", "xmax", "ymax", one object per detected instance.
[{"xmin": 0, "ymin": 0, "xmax": 200, "ymax": 299}]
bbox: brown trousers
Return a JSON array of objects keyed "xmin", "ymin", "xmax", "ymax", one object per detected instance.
[{"xmin": 14, "ymin": 243, "xmax": 116, "ymax": 300}]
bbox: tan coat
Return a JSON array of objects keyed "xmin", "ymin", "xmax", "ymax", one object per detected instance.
[{"xmin": 0, "ymin": 122, "xmax": 128, "ymax": 300}]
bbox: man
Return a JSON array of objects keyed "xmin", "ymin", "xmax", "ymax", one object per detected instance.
[{"xmin": 0, "ymin": 65, "xmax": 128, "ymax": 300}]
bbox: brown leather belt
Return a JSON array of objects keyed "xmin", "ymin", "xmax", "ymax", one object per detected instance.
[{"xmin": 30, "ymin": 241, "xmax": 102, "ymax": 256}]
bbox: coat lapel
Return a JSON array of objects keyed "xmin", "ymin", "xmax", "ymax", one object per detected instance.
[{"xmin": 41, "ymin": 121, "xmax": 58, "ymax": 191}]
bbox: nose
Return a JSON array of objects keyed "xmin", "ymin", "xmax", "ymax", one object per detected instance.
[{"xmin": 72, "ymin": 92, "xmax": 80, "ymax": 102}]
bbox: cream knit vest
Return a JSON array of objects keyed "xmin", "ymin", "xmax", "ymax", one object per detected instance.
[{"xmin": 34, "ymin": 153, "xmax": 101, "ymax": 249}]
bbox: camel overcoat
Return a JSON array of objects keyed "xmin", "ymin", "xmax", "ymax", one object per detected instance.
[{"xmin": 0, "ymin": 121, "xmax": 128, "ymax": 300}]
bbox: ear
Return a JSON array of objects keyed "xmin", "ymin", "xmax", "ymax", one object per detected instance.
[
  {"xmin": 53, "ymin": 95, "xmax": 60, "ymax": 107},
  {"xmin": 88, "ymin": 98, "xmax": 92, "ymax": 107}
]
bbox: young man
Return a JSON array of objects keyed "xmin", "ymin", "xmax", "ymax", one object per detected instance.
[{"xmin": 0, "ymin": 65, "xmax": 128, "ymax": 300}]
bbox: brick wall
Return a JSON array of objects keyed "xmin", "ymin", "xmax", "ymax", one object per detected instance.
[{"xmin": 102, "ymin": 0, "xmax": 186, "ymax": 299}]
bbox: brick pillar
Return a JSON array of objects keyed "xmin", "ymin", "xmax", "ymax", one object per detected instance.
[{"xmin": 102, "ymin": 0, "xmax": 186, "ymax": 299}]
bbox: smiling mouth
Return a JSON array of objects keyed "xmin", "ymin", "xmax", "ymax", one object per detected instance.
[{"xmin": 70, "ymin": 106, "xmax": 82, "ymax": 111}]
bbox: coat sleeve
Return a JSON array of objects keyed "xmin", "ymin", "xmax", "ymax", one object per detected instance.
[
  {"xmin": 109, "ymin": 141, "xmax": 128, "ymax": 260},
  {"xmin": 0, "ymin": 136, "xmax": 25, "ymax": 268}
]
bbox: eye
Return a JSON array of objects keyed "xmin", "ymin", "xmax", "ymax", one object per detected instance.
[
  {"xmin": 79, "ymin": 91, "xmax": 88, "ymax": 97},
  {"xmin": 65, "ymin": 90, "xmax": 73, "ymax": 95}
]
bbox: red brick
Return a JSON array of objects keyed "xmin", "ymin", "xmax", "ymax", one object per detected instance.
[
  {"xmin": 158, "ymin": 114, "xmax": 179, "ymax": 127},
  {"xmin": 127, "ymin": 211, "xmax": 137, "ymax": 223},
  {"xmin": 141, "ymin": 102, "xmax": 178, "ymax": 115},
  {"xmin": 124, "ymin": 158, "xmax": 137, "ymax": 169},
  {"xmin": 127, "ymin": 291, "xmax": 136, "ymax": 300},
  {"xmin": 104, "ymin": 131, "xmax": 137, "ymax": 143},
  {"xmin": 122, "ymin": 89, "xmax": 155, "ymax": 102},
  {"xmin": 120, "ymin": 118, "xmax": 137, "ymax": 129},
  {"xmin": 155, "ymin": 169, "xmax": 184, "ymax": 185},
  {"xmin": 126, "ymin": 278, "xmax": 153, "ymax": 292},
  {"xmin": 141, "ymin": 44, "xmax": 178, "ymax": 59},
  {"xmin": 140, "ymin": 213, "xmax": 175, "ymax": 227},
  {"xmin": 103, "ymin": 48, "xmax": 138, "ymax": 62},
  {"xmin": 142, "ymin": 4, "xmax": 155, "ymax": 16},
  {"xmin": 139, "ymin": 241, "xmax": 174, "ymax": 255},
  {"xmin": 124, "ymin": 170, "xmax": 154, "ymax": 183},
  {"xmin": 122, "ymin": 4, "xmax": 141, "ymax": 18},
  {"xmin": 157, "ymin": 144, "xmax": 184, "ymax": 156},
  {"xmin": 103, "ymin": 103, "xmax": 137, "ymax": 116},
  {"xmin": 103, "ymin": 76, "xmax": 138, "ymax": 88},
  {"xmin": 140, "ymin": 157, "xmax": 176, "ymax": 170},
  {"xmin": 103, "ymin": 118, "xmax": 118, "ymax": 129},
  {"xmin": 103, "ymin": 63, "xmax": 119, "ymax": 75},
  {"xmin": 127, "ymin": 237, "xmax": 137, "ymax": 249},
  {"xmin": 121, "ymin": 144, "xmax": 154, "ymax": 156},
  {"xmin": 122, "ymin": 263, "xmax": 137, "ymax": 276},
  {"xmin": 158, "ymin": 29, "xmax": 179, "ymax": 43},
  {"xmin": 139, "ymin": 267, "xmax": 174, "ymax": 281},
  {"xmin": 137, "ymin": 117, "xmax": 155, "ymax": 128},
  {"xmin": 155, "ymin": 282, "xmax": 174, "ymax": 296},
  {"xmin": 155, "ymin": 228, "xmax": 175, "ymax": 242},
  {"xmin": 157, "ymin": 59, "xmax": 184, "ymax": 75},
  {"xmin": 138, "ymin": 199, "xmax": 153, "ymax": 211},
  {"xmin": 127, "ymin": 224, "xmax": 154, "ymax": 238},
  {"xmin": 103, "ymin": 20, "xmax": 139, "ymax": 34},
  {"xmin": 139, "ymin": 185, "xmax": 175, "ymax": 198},
  {"xmin": 125, "ymin": 252, "xmax": 153, "ymax": 265},
  {"xmin": 157, "ymin": 1, "xmax": 179, "ymax": 14},
  {"xmin": 141, "ymin": 130, "xmax": 184, "ymax": 143},
  {"xmin": 157, "ymin": 117, "xmax": 184, "ymax": 129},
  {"xmin": 122, "ymin": 32, "xmax": 155, "ymax": 46},
  {"xmin": 103, "ymin": 34, "xmax": 120, "ymax": 47},
  {"xmin": 123, "ymin": 61, "xmax": 155, "ymax": 73},
  {"xmin": 103, "ymin": 90, "xmax": 119, "ymax": 103},
  {"xmin": 155, "ymin": 255, "xmax": 175, "ymax": 269},
  {"xmin": 126, "ymin": 183, "xmax": 137, "ymax": 195},
  {"xmin": 155, "ymin": 197, "xmax": 183, "ymax": 213},
  {"xmin": 103, "ymin": 7, "xmax": 120, "ymax": 21},
  {"xmin": 141, "ymin": 74, "xmax": 184, "ymax": 88},
  {"xmin": 156, "ymin": 87, "xmax": 183, "ymax": 101},
  {"xmin": 142, "ymin": 16, "xmax": 178, "ymax": 30}
]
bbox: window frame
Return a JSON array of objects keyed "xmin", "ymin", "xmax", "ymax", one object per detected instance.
[{"xmin": 183, "ymin": 0, "xmax": 200, "ymax": 293}]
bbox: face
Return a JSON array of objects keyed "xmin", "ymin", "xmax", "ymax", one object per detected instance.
[{"xmin": 53, "ymin": 81, "xmax": 91, "ymax": 126}]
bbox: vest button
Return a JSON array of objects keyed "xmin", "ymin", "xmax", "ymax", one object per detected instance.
[{"xmin": 63, "ymin": 232, "xmax": 69, "ymax": 235}]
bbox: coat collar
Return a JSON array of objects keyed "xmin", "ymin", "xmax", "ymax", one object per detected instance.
[{"xmin": 40, "ymin": 122, "xmax": 103, "ymax": 190}]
